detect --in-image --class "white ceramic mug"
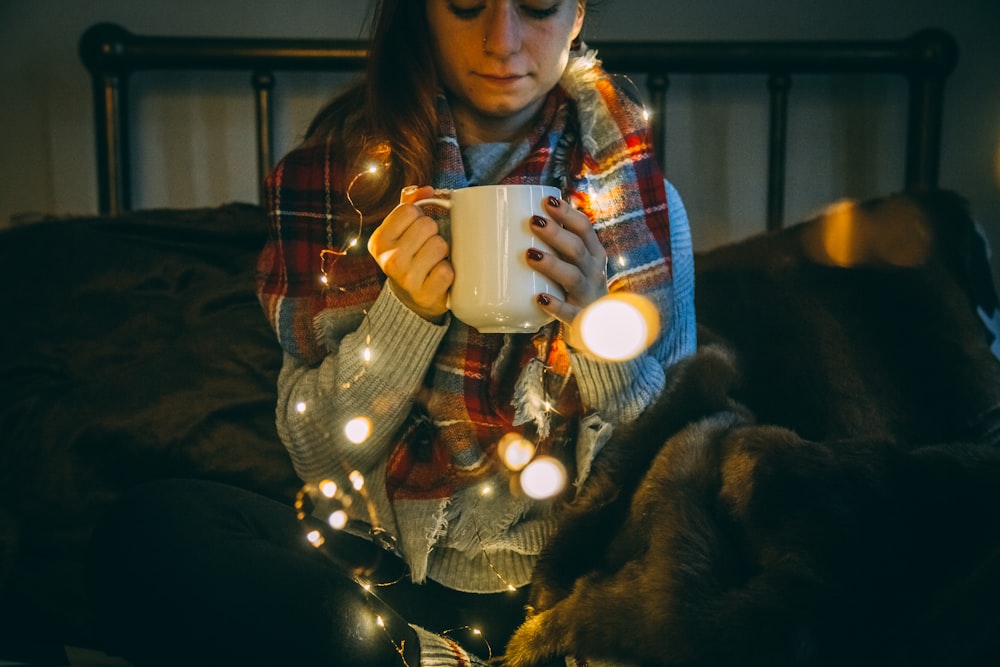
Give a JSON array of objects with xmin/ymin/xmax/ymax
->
[{"xmin": 415, "ymin": 184, "xmax": 564, "ymax": 334}]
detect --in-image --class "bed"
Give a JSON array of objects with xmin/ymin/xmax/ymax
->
[{"xmin": 3, "ymin": 21, "xmax": 1000, "ymax": 666}]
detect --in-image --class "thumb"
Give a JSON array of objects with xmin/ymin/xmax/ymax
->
[{"xmin": 399, "ymin": 184, "xmax": 436, "ymax": 204}]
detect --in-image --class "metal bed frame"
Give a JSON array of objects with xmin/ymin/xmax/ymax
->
[{"xmin": 79, "ymin": 22, "xmax": 957, "ymax": 229}]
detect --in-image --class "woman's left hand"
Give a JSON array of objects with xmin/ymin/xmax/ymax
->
[{"xmin": 527, "ymin": 195, "xmax": 608, "ymax": 326}]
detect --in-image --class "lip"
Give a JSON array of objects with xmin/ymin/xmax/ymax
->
[{"xmin": 476, "ymin": 72, "xmax": 527, "ymax": 84}]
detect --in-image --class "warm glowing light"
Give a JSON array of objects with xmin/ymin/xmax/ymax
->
[
  {"xmin": 296, "ymin": 401, "xmax": 307, "ymax": 414},
  {"xmin": 481, "ymin": 485, "xmax": 493, "ymax": 496},
  {"xmin": 328, "ymin": 510, "xmax": 348, "ymax": 530},
  {"xmin": 573, "ymin": 293, "xmax": 660, "ymax": 361},
  {"xmin": 306, "ymin": 530, "xmax": 325, "ymax": 547},
  {"xmin": 319, "ymin": 480, "xmax": 338, "ymax": 498},
  {"xmin": 350, "ymin": 470, "xmax": 365, "ymax": 491},
  {"xmin": 804, "ymin": 198, "xmax": 932, "ymax": 268},
  {"xmin": 377, "ymin": 615, "xmax": 386, "ymax": 628},
  {"xmin": 362, "ymin": 346, "xmax": 372, "ymax": 363},
  {"xmin": 320, "ymin": 274, "xmax": 329, "ymax": 285},
  {"xmin": 519, "ymin": 456, "xmax": 567, "ymax": 499},
  {"xmin": 643, "ymin": 107, "xmax": 650, "ymax": 121},
  {"xmin": 497, "ymin": 432, "xmax": 536, "ymax": 472},
  {"xmin": 345, "ymin": 417, "xmax": 372, "ymax": 444},
  {"xmin": 617, "ymin": 255, "xmax": 626, "ymax": 267}
]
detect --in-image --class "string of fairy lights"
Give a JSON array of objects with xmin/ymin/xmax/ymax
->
[{"xmin": 293, "ymin": 148, "xmax": 660, "ymax": 664}]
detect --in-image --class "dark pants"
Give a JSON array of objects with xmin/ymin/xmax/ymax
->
[{"xmin": 85, "ymin": 478, "xmax": 529, "ymax": 666}]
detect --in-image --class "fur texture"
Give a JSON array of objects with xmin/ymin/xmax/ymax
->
[{"xmin": 502, "ymin": 345, "xmax": 1000, "ymax": 667}]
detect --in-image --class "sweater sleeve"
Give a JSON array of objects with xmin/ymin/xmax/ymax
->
[
  {"xmin": 569, "ymin": 179, "xmax": 697, "ymax": 424},
  {"xmin": 275, "ymin": 285, "xmax": 448, "ymax": 484},
  {"xmin": 255, "ymin": 141, "xmax": 450, "ymax": 485}
]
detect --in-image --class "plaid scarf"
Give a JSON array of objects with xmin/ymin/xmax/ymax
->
[{"xmin": 257, "ymin": 51, "xmax": 673, "ymax": 506}]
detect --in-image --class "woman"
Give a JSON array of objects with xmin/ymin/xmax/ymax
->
[{"xmin": 88, "ymin": 1, "xmax": 695, "ymax": 665}]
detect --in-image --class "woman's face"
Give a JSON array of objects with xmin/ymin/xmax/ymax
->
[{"xmin": 426, "ymin": 0, "xmax": 585, "ymax": 143}]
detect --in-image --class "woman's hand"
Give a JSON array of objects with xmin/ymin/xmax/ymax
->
[
  {"xmin": 367, "ymin": 185, "xmax": 454, "ymax": 323},
  {"xmin": 528, "ymin": 195, "xmax": 609, "ymax": 326}
]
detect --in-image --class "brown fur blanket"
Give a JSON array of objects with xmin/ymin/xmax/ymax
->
[
  {"xmin": 504, "ymin": 346, "xmax": 1000, "ymax": 667},
  {"xmin": 504, "ymin": 192, "xmax": 1000, "ymax": 667}
]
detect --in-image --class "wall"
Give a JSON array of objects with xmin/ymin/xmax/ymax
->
[{"xmin": 2, "ymin": 0, "xmax": 998, "ymax": 267}]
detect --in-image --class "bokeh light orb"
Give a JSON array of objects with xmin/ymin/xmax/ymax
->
[
  {"xmin": 344, "ymin": 417, "xmax": 372, "ymax": 444},
  {"xmin": 497, "ymin": 432, "xmax": 536, "ymax": 471},
  {"xmin": 328, "ymin": 510, "xmax": 349, "ymax": 530},
  {"xmin": 519, "ymin": 456, "xmax": 567, "ymax": 500},
  {"xmin": 574, "ymin": 293, "xmax": 660, "ymax": 361}
]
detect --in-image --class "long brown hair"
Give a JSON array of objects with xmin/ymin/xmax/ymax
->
[
  {"xmin": 303, "ymin": 0, "xmax": 592, "ymax": 220},
  {"xmin": 305, "ymin": 0, "xmax": 440, "ymax": 220}
]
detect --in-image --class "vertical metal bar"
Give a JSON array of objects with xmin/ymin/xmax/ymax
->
[
  {"xmin": 903, "ymin": 29, "xmax": 958, "ymax": 191},
  {"xmin": 647, "ymin": 73, "xmax": 669, "ymax": 166},
  {"xmin": 93, "ymin": 72, "xmax": 131, "ymax": 216},
  {"xmin": 905, "ymin": 75, "xmax": 943, "ymax": 190},
  {"xmin": 766, "ymin": 73, "xmax": 791, "ymax": 231},
  {"xmin": 252, "ymin": 70, "xmax": 276, "ymax": 205}
]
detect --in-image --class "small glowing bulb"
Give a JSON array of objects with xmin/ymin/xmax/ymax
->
[
  {"xmin": 481, "ymin": 485, "xmax": 493, "ymax": 496},
  {"xmin": 519, "ymin": 456, "xmax": 567, "ymax": 500},
  {"xmin": 473, "ymin": 628, "xmax": 482, "ymax": 636},
  {"xmin": 349, "ymin": 470, "xmax": 365, "ymax": 491},
  {"xmin": 643, "ymin": 107, "xmax": 650, "ymax": 121},
  {"xmin": 344, "ymin": 417, "xmax": 372, "ymax": 444},
  {"xmin": 296, "ymin": 401, "xmax": 307, "ymax": 414},
  {"xmin": 320, "ymin": 274, "xmax": 329, "ymax": 285},
  {"xmin": 507, "ymin": 584, "xmax": 517, "ymax": 592},
  {"xmin": 573, "ymin": 293, "xmax": 660, "ymax": 362},
  {"xmin": 498, "ymin": 432, "xmax": 536, "ymax": 472},
  {"xmin": 348, "ymin": 237, "xmax": 359, "ymax": 248},
  {"xmin": 367, "ymin": 164, "xmax": 378, "ymax": 174},
  {"xmin": 617, "ymin": 255, "xmax": 627, "ymax": 267},
  {"xmin": 328, "ymin": 510, "xmax": 348, "ymax": 530},
  {"xmin": 306, "ymin": 530, "xmax": 325, "ymax": 547},
  {"xmin": 358, "ymin": 579, "xmax": 373, "ymax": 591},
  {"xmin": 376, "ymin": 615, "xmax": 385, "ymax": 628},
  {"xmin": 319, "ymin": 480, "xmax": 338, "ymax": 498}
]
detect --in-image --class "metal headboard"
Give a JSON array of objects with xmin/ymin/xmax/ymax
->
[{"xmin": 79, "ymin": 22, "xmax": 957, "ymax": 229}]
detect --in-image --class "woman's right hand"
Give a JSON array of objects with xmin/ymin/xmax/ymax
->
[{"xmin": 367, "ymin": 185, "xmax": 454, "ymax": 323}]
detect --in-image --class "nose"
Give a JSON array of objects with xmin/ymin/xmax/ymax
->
[{"xmin": 482, "ymin": 3, "xmax": 521, "ymax": 57}]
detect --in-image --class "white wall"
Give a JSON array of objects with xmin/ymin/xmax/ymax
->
[{"xmin": 3, "ymin": 0, "xmax": 998, "ymax": 267}]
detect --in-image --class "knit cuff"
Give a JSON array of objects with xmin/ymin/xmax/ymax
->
[
  {"xmin": 570, "ymin": 352, "xmax": 663, "ymax": 424},
  {"xmin": 410, "ymin": 624, "xmax": 490, "ymax": 667}
]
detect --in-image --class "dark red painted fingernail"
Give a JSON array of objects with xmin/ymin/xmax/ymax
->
[
  {"xmin": 547, "ymin": 196, "xmax": 561, "ymax": 208},
  {"xmin": 531, "ymin": 215, "xmax": 548, "ymax": 228},
  {"xmin": 526, "ymin": 248, "xmax": 544, "ymax": 261},
  {"xmin": 536, "ymin": 294, "xmax": 551, "ymax": 306}
]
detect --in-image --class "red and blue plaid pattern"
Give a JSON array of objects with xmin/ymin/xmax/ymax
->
[{"xmin": 257, "ymin": 58, "xmax": 673, "ymax": 502}]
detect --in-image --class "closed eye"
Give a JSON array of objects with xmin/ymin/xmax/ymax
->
[{"xmin": 445, "ymin": 2, "xmax": 563, "ymax": 21}]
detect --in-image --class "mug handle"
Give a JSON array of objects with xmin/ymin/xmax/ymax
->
[{"xmin": 412, "ymin": 197, "xmax": 451, "ymax": 210}]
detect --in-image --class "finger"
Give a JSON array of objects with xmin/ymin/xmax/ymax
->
[
  {"xmin": 369, "ymin": 185, "xmax": 437, "ymax": 251},
  {"xmin": 544, "ymin": 196, "xmax": 606, "ymax": 260},
  {"xmin": 534, "ymin": 291, "xmax": 581, "ymax": 328},
  {"xmin": 376, "ymin": 215, "xmax": 445, "ymax": 280}
]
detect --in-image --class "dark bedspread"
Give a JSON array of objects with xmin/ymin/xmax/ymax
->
[{"xmin": 1, "ymin": 190, "xmax": 999, "ymax": 656}]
